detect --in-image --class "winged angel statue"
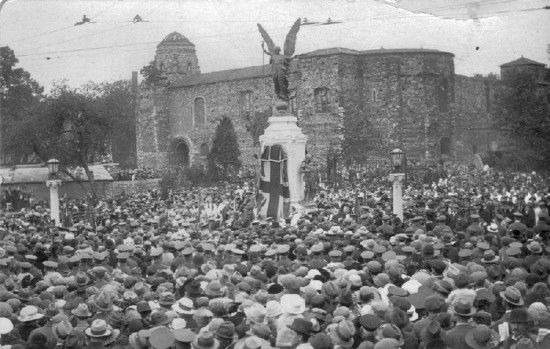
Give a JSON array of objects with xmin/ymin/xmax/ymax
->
[{"xmin": 258, "ymin": 19, "xmax": 301, "ymax": 101}]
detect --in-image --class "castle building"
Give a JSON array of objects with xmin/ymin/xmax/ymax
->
[{"xmin": 136, "ymin": 32, "xmax": 545, "ymax": 172}]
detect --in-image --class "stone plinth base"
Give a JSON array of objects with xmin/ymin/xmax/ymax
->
[{"xmin": 260, "ymin": 113, "xmax": 307, "ymax": 205}]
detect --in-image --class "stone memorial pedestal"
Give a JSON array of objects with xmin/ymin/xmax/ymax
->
[{"xmin": 259, "ymin": 105, "xmax": 307, "ymax": 205}]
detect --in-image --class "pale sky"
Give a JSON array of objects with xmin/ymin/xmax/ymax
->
[{"xmin": 1, "ymin": 0, "xmax": 549, "ymax": 91}]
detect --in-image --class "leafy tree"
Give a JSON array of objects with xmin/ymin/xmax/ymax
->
[
  {"xmin": 7, "ymin": 83, "xmax": 111, "ymax": 196},
  {"xmin": 0, "ymin": 46, "xmax": 44, "ymax": 164},
  {"xmin": 207, "ymin": 116, "xmax": 241, "ymax": 181},
  {"xmin": 81, "ymin": 80, "xmax": 137, "ymax": 168},
  {"xmin": 245, "ymin": 107, "xmax": 271, "ymax": 146},
  {"xmin": 493, "ymin": 70, "xmax": 550, "ymax": 170},
  {"xmin": 140, "ymin": 60, "xmax": 164, "ymax": 86}
]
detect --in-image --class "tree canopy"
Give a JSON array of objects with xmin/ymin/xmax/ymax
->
[
  {"xmin": 0, "ymin": 46, "xmax": 44, "ymax": 164},
  {"xmin": 82, "ymin": 80, "xmax": 137, "ymax": 168},
  {"xmin": 7, "ymin": 83, "xmax": 112, "ymax": 195},
  {"xmin": 140, "ymin": 60, "xmax": 164, "ymax": 86},
  {"xmin": 207, "ymin": 116, "xmax": 242, "ymax": 181}
]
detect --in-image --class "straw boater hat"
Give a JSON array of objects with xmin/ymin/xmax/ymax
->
[
  {"xmin": 481, "ymin": 250, "xmax": 499, "ymax": 264},
  {"xmin": 172, "ymin": 297, "xmax": 195, "ymax": 315}
]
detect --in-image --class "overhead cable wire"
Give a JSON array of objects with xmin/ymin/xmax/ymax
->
[
  {"xmin": 5, "ymin": 0, "xmax": 119, "ymax": 46},
  {"xmin": 16, "ymin": 22, "xmax": 134, "ymax": 54},
  {"xmin": 14, "ymin": 5, "xmax": 547, "ymax": 58}
]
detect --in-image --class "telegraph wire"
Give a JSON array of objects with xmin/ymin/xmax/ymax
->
[
  {"xmin": 11, "ymin": 1, "xmax": 165, "ymax": 53},
  {"xmin": 4, "ymin": 0, "xmax": 118, "ymax": 46},
  {"xmin": 16, "ymin": 22, "xmax": 134, "ymax": 55},
  {"xmin": 12, "ymin": 4, "xmax": 548, "ymax": 58},
  {"xmin": 5, "ymin": 0, "xmax": 542, "ymax": 50}
]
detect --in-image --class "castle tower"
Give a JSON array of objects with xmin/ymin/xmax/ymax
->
[{"xmin": 155, "ymin": 32, "xmax": 201, "ymax": 83}]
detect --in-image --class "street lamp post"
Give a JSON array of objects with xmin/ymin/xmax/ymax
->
[
  {"xmin": 389, "ymin": 148, "xmax": 405, "ymax": 221},
  {"xmin": 46, "ymin": 158, "xmax": 62, "ymax": 225}
]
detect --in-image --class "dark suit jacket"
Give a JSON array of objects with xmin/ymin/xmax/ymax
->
[{"xmin": 444, "ymin": 323, "xmax": 477, "ymax": 349}]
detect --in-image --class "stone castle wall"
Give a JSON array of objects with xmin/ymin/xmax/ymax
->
[
  {"xmin": 453, "ymin": 75, "xmax": 503, "ymax": 161},
  {"xmin": 359, "ymin": 52, "xmax": 456, "ymax": 161},
  {"xmin": 166, "ymin": 75, "xmax": 274, "ymax": 169},
  {"xmin": 137, "ymin": 37, "xmax": 503, "ymax": 171}
]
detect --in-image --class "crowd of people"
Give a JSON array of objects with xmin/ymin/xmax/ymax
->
[{"xmin": 0, "ymin": 167, "xmax": 550, "ymax": 349}]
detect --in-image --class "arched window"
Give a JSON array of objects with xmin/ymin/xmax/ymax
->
[
  {"xmin": 371, "ymin": 89, "xmax": 377, "ymax": 103},
  {"xmin": 440, "ymin": 137, "xmax": 451, "ymax": 155},
  {"xmin": 188, "ymin": 62, "xmax": 192, "ymax": 72},
  {"xmin": 194, "ymin": 97, "xmax": 205, "ymax": 125},
  {"xmin": 199, "ymin": 143, "xmax": 209, "ymax": 156},
  {"xmin": 314, "ymin": 87, "xmax": 330, "ymax": 113}
]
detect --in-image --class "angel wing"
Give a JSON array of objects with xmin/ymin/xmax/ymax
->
[
  {"xmin": 257, "ymin": 23, "xmax": 276, "ymax": 53},
  {"xmin": 283, "ymin": 18, "xmax": 301, "ymax": 57}
]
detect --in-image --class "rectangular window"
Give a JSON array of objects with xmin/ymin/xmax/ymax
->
[
  {"xmin": 240, "ymin": 91, "xmax": 252, "ymax": 120},
  {"xmin": 314, "ymin": 87, "xmax": 330, "ymax": 113}
]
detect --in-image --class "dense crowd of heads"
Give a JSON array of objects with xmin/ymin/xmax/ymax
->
[{"xmin": 0, "ymin": 167, "xmax": 549, "ymax": 349}]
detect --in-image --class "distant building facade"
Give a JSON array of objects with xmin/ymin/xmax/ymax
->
[{"xmin": 136, "ymin": 32, "xmax": 547, "ymax": 171}]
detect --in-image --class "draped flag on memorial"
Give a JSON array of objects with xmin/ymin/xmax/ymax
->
[{"xmin": 257, "ymin": 145, "xmax": 290, "ymax": 220}]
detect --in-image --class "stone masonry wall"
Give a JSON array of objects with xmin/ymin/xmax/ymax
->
[
  {"xmin": 167, "ymin": 74, "xmax": 275, "ymax": 169},
  {"xmin": 136, "ymin": 85, "xmax": 172, "ymax": 168},
  {"xmin": 137, "ymin": 44, "xmax": 507, "ymax": 172},
  {"xmin": 360, "ymin": 52, "xmax": 455, "ymax": 161},
  {"xmin": 296, "ymin": 55, "xmax": 345, "ymax": 164},
  {"xmin": 453, "ymin": 75, "xmax": 502, "ymax": 162}
]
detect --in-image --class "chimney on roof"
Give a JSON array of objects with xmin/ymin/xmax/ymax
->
[{"xmin": 132, "ymin": 71, "xmax": 138, "ymax": 94}]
